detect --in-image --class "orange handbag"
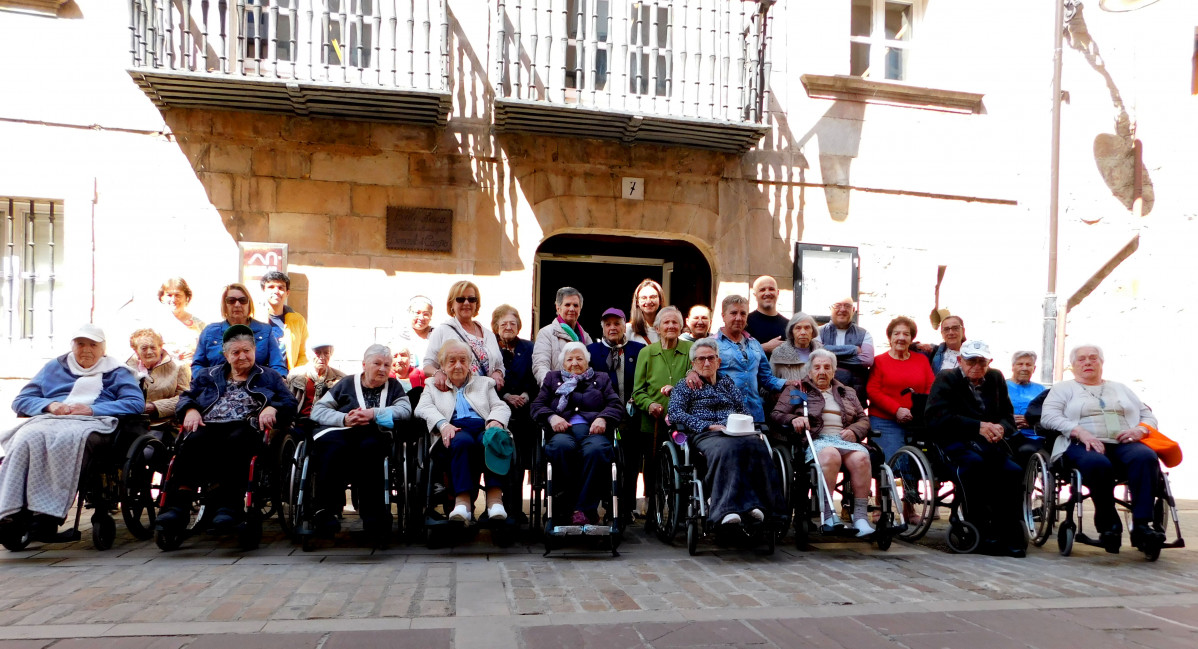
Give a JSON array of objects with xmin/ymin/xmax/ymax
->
[{"xmin": 1140, "ymin": 424, "xmax": 1183, "ymax": 468}]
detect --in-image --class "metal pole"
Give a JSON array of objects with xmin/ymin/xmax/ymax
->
[{"xmin": 1042, "ymin": 0, "xmax": 1065, "ymax": 385}]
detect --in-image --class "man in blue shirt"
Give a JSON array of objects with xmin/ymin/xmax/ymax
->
[{"xmin": 1007, "ymin": 350, "xmax": 1048, "ymax": 466}]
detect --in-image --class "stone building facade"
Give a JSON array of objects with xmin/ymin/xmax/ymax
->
[{"xmin": 2, "ymin": 1, "xmax": 1196, "ymax": 492}]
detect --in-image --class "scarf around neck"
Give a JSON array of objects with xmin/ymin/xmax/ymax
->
[
  {"xmin": 556, "ymin": 316, "xmax": 581, "ymax": 342},
  {"xmin": 65, "ymin": 354, "xmax": 124, "ymax": 406},
  {"xmin": 555, "ymin": 368, "xmax": 595, "ymax": 411}
]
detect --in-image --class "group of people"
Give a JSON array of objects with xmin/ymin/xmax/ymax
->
[{"xmin": 0, "ymin": 271, "xmax": 1173, "ymax": 559}]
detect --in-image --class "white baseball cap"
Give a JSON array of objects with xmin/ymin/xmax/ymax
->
[
  {"xmin": 71, "ymin": 323, "xmax": 106, "ymax": 343},
  {"xmin": 959, "ymin": 339, "xmax": 991, "ymax": 360}
]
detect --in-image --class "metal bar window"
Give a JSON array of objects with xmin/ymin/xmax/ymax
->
[{"xmin": 1, "ymin": 198, "xmax": 65, "ymax": 346}]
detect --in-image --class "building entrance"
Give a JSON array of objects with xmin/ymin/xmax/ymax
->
[{"xmin": 533, "ymin": 235, "xmax": 713, "ymax": 337}]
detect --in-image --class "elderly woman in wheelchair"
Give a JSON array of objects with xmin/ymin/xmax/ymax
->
[
  {"xmin": 1038, "ymin": 344, "xmax": 1169, "ymax": 556},
  {"xmin": 772, "ymin": 349, "xmax": 876, "ymax": 537},
  {"xmin": 666, "ymin": 339, "xmax": 783, "ymax": 531},
  {"xmin": 301, "ymin": 344, "xmax": 411, "ymax": 545},
  {"xmin": 530, "ymin": 341, "xmax": 623, "ymax": 527},
  {"xmin": 155, "ymin": 325, "xmax": 296, "ymax": 546},
  {"xmin": 0, "ymin": 324, "xmax": 145, "ymax": 547}
]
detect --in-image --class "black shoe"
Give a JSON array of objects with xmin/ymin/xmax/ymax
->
[
  {"xmin": 313, "ymin": 511, "xmax": 341, "ymax": 537},
  {"xmin": 1003, "ymin": 546, "xmax": 1027, "ymax": 558},
  {"xmin": 211, "ymin": 507, "xmax": 240, "ymax": 532},
  {"xmin": 1099, "ymin": 528, "xmax": 1122, "ymax": 554},
  {"xmin": 978, "ymin": 537, "xmax": 1004, "ymax": 556},
  {"xmin": 1130, "ymin": 523, "xmax": 1165, "ymax": 550},
  {"xmin": 155, "ymin": 506, "xmax": 188, "ymax": 532},
  {"xmin": 28, "ymin": 515, "xmax": 62, "ymax": 544}
]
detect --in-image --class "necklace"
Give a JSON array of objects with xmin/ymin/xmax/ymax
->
[{"xmin": 1081, "ymin": 382, "xmax": 1106, "ymax": 403}]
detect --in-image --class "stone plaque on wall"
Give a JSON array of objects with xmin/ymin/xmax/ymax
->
[{"xmin": 386, "ymin": 207, "xmax": 453, "ymax": 252}]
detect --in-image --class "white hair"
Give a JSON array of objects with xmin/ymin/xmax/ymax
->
[
  {"xmin": 1069, "ymin": 344, "xmax": 1104, "ymax": 365},
  {"xmin": 689, "ymin": 338, "xmax": 720, "ymax": 361},
  {"xmin": 1011, "ymin": 350, "xmax": 1037, "ymax": 365},
  {"xmin": 559, "ymin": 341, "xmax": 589, "ymax": 367},
  {"xmin": 808, "ymin": 348, "xmax": 838, "ymax": 370},
  {"xmin": 363, "ymin": 344, "xmax": 391, "ymax": 362}
]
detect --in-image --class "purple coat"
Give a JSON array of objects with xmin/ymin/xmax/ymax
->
[{"xmin": 530, "ymin": 371, "xmax": 624, "ymax": 427}]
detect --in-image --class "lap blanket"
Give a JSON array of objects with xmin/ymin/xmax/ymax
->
[{"xmin": 0, "ymin": 415, "xmax": 118, "ymax": 520}]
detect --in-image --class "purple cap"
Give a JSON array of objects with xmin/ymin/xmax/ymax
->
[{"xmin": 600, "ymin": 308, "xmax": 626, "ymax": 321}]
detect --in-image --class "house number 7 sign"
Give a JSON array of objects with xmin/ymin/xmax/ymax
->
[{"xmin": 622, "ymin": 177, "xmax": 645, "ymax": 200}]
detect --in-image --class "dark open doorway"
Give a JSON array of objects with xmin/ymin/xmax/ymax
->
[{"xmin": 534, "ymin": 234, "xmax": 713, "ymax": 336}]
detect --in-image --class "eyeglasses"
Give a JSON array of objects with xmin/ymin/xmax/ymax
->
[
  {"xmin": 942, "ymin": 325, "xmax": 963, "ymax": 332},
  {"xmin": 224, "ymin": 296, "xmax": 249, "ymax": 305},
  {"xmin": 693, "ymin": 355, "xmax": 719, "ymax": 363},
  {"xmin": 454, "ymin": 296, "xmax": 479, "ymax": 304},
  {"xmin": 831, "ymin": 303, "xmax": 854, "ymax": 311}
]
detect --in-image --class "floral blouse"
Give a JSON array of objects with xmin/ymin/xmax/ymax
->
[{"xmin": 667, "ymin": 373, "xmax": 748, "ymax": 434}]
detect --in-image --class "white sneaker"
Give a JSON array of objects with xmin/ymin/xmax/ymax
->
[
  {"xmin": 448, "ymin": 504, "xmax": 471, "ymax": 522},
  {"xmin": 720, "ymin": 513, "xmax": 742, "ymax": 525},
  {"xmin": 486, "ymin": 503, "xmax": 507, "ymax": 521},
  {"xmin": 853, "ymin": 518, "xmax": 876, "ymax": 537},
  {"xmin": 822, "ymin": 515, "xmax": 840, "ymax": 530},
  {"xmin": 748, "ymin": 508, "xmax": 765, "ymax": 521}
]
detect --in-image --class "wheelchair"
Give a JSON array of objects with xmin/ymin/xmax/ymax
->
[
  {"xmin": 790, "ymin": 428, "xmax": 904, "ymax": 551},
  {"xmin": 286, "ymin": 423, "xmax": 399, "ymax": 551},
  {"xmin": 0, "ymin": 416, "xmax": 167, "ymax": 552},
  {"xmin": 1023, "ymin": 442, "xmax": 1184, "ymax": 561},
  {"xmin": 654, "ymin": 423, "xmax": 788, "ymax": 556},
  {"xmin": 154, "ymin": 420, "xmax": 295, "ymax": 551},
  {"xmin": 528, "ymin": 423, "xmax": 624, "ymax": 557},
  {"xmin": 409, "ymin": 422, "xmax": 522, "ymax": 549},
  {"xmin": 884, "ymin": 392, "xmax": 982, "ymax": 553}
]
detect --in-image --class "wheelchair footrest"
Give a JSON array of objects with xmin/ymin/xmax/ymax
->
[{"xmin": 547, "ymin": 524, "xmax": 616, "ymax": 536}]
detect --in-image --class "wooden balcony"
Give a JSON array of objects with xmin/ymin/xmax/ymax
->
[
  {"xmin": 128, "ymin": 0, "xmax": 451, "ymax": 126},
  {"xmin": 494, "ymin": 0, "xmax": 772, "ymax": 153}
]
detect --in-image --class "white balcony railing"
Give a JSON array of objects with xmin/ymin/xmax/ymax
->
[
  {"xmin": 130, "ymin": 0, "xmax": 447, "ymax": 89},
  {"xmin": 495, "ymin": 0, "xmax": 770, "ymax": 124}
]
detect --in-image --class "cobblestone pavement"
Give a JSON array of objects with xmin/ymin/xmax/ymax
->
[{"xmin": 0, "ymin": 501, "xmax": 1196, "ymax": 648}]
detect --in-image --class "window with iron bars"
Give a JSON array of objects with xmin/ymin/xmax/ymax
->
[
  {"xmin": 1, "ymin": 198, "xmax": 64, "ymax": 345},
  {"xmin": 565, "ymin": 0, "xmax": 669, "ymax": 97}
]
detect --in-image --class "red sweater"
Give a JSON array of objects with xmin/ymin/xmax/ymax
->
[{"xmin": 867, "ymin": 352, "xmax": 935, "ymax": 420}]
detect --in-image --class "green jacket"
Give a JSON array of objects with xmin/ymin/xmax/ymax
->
[{"xmin": 631, "ymin": 339, "xmax": 693, "ymax": 434}]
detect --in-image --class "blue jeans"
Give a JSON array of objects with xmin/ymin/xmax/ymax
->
[
  {"xmin": 448, "ymin": 416, "xmax": 502, "ymax": 496},
  {"xmin": 544, "ymin": 423, "xmax": 613, "ymax": 514},
  {"xmin": 869, "ymin": 416, "xmax": 911, "ymax": 461}
]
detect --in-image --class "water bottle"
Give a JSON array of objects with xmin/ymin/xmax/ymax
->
[{"xmin": 671, "ymin": 429, "xmax": 688, "ymax": 447}]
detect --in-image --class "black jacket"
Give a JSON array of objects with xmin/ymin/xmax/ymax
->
[
  {"xmin": 177, "ymin": 363, "xmax": 297, "ymax": 424},
  {"xmin": 924, "ymin": 368, "xmax": 1015, "ymax": 447}
]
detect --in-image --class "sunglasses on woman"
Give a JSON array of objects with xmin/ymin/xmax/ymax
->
[
  {"xmin": 454, "ymin": 296, "xmax": 479, "ymax": 304},
  {"xmin": 224, "ymin": 296, "xmax": 249, "ymax": 305}
]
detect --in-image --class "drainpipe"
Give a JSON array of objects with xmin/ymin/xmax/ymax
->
[{"xmin": 1042, "ymin": 0, "xmax": 1066, "ymax": 384}]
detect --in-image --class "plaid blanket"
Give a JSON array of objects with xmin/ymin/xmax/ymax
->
[{"xmin": 0, "ymin": 415, "xmax": 119, "ymax": 520}]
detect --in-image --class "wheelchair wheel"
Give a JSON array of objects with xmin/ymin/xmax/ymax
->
[
  {"xmin": 156, "ymin": 528, "xmax": 184, "ymax": 551},
  {"xmin": 91, "ymin": 512, "xmax": 116, "ymax": 551},
  {"xmin": 239, "ymin": 510, "xmax": 263, "ymax": 551},
  {"xmin": 0, "ymin": 521, "xmax": 31, "ymax": 552},
  {"xmin": 771, "ymin": 446, "xmax": 793, "ymax": 545},
  {"xmin": 888, "ymin": 445, "xmax": 935, "ymax": 542},
  {"xmin": 1058, "ymin": 520, "xmax": 1075, "ymax": 556},
  {"xmin": 875, "ymin": 527, "xmax": 893, "ymax": 551},
  {"xmin": 946, "ymin": 519, "xmax": 980, "ymax": 554},
  {"xmin": 403, "ymin": 441, "xmax": 427, "ymax": 543},
  {"xmin": 686, "ymin": 517, "xmax": 699, "ymax": 556},
  {"xmin": 654, "ymin": 442, "xmax": 683, "ymax": 544},
  {"xmin": 1023, "ymin": 450, "xmax": 1054, "ymax": 547},
  {"xmin": 277, "ymin": 436, "xmax": 302, "ymax": 537},
  {"xmin": 120, "ymin": 436, "xmax": 165, "ymax": 541}
]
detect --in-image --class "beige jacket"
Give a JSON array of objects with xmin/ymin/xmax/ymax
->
[
  {"xmin": 126, "ymin": 354, "xmax": 191, "ymax": 424},
  {"xmin": 531, "ymin": 321, "xmax": 593, "ymax": 385},
  {"xmin": 414, "ymin": 374, "xmax": 512, "ymax": 436}
]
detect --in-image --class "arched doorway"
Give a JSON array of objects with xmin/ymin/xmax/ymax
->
[{"xmin": 533, "ymin": 234, "xmax": 713, "ymax": 335}]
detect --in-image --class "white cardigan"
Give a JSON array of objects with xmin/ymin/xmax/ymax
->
[
  {"xmin": 414, "ymin": 374, "xmax": 511, "ymax": 435},
  {"xmin": 1040, "ymin": 379, "xmax": 1157, "ymax": 461}
]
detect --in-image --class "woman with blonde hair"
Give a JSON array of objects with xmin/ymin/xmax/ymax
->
[
  {"xmin": 626, "ymin": 279, "xmax": 664, "ymax": 345},
  {"xmin": 422, "ymin": 280, "xmax": 506, "ymax": 392}
]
